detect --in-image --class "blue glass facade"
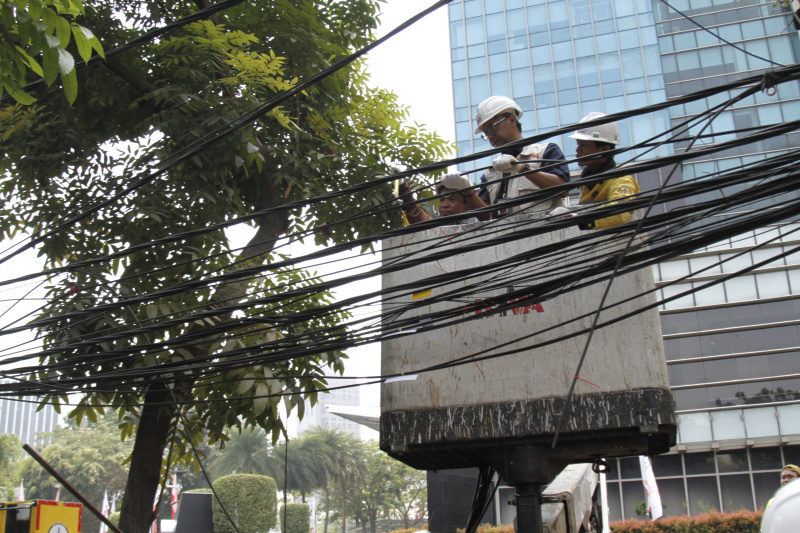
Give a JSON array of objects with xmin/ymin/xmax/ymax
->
[
  {"xmin": 449, "ymin": 0, "xmax": 673, "ymax": 173},
  {"xmin": 447, "ymin": 0, "xmax": 800, "ymax": 522},
  {"xmin": 654, "ymin": 0, "xmax": 800, "ymax": 182}
]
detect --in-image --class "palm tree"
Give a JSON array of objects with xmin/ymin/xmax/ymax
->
[
  {"xmin": 303, "ymin": 427, "xmax": 366, "ymax": 533},
  {"xmin": 271, "ymin": 436, "xmax": 333, "ymax": 501},
  {"xmin": 208, "ymin": 427, "xmax": 273, "ymax": 479}
]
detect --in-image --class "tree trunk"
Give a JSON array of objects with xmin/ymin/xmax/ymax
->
[
  {"xmin": 119, "ymin": 385, "xmax": 175, "ymax": 533},
  {"xmin": 369, "ymin": 510, "xmax": 377, "ymax": 533},
  {"xmin": 117, "ymin": 162, "xmax": 289, "ymax": 533},
  {"xmin": 323, "ymin": 485, "xmax": 330, "ymax": 533},
  {"xmin": 340, "ymin": 477, "xmax": 347, "ymax": 533}
]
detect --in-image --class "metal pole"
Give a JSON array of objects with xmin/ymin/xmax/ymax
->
[
  {"xmin": 23, "ymin": 443, "xmax": 125, "ymax": 533},
  {"xmin": 514, "ymin": 484, "xmax": 542, "ymax": 533}
]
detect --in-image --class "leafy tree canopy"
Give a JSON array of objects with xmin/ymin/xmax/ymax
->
[
  {"xmin": 0, "ymin": 433, "xmax": 22, "ymax": 501},
  {"xmin": 0, "ymin": 1, "xmax": 451, "ymax": 532},
  {"xmin": 1, "ymin": 0, "xmax": 104, "ymax": 104},
  {"xmin": 17, "ymin": 415, "xmax": 132, "ymax": 532}
]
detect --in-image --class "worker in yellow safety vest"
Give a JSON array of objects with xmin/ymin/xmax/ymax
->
[{"xmin": 570, "ymin": 112, "xmax": 640, "ymax": 230}]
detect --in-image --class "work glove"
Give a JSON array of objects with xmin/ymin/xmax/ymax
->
[
  {"xmin": 441, "ymin": 173, "xmax": 472, "ymax": 191},
  {"xmin": 492, "ymin": 154, "xmax": 523, "ymax": 173},
  {"xmin": 549, "ymin": 206, "xmax": 572, "ymax": 217}
]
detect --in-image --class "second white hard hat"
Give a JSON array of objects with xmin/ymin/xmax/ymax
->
[
  {"xmin": 474, "ymin": 96, "xmax": 523, "ymax": 134},
  {"xmin": 762, "ymin": 478, "xmax": 800, "ymax": 533},
  {"xmin": 569, "ymin": 111, "xmax": 621, "ymax": 145}
]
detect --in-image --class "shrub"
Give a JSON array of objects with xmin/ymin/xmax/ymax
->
[
  {"xmin": 390, "ymin": 526, "xmax": 428, "ymax": 533},
  {"xmin": 109, "ymin": 511, "xmax": 120, "ymax": 526},
  {"xmin": 211, "ymin": 474, "xmax": 277, "ymax": 533},
  {"xmin": 610, "ymin": 510, "xmax": 762, "ymax": 532},
  {"xmin": 280, "ymin": 503, "xmax": 310, "ymax": 533},
  {"xmin": 456, "ymin": 525, "xmax": 514, "ymax": 533}
]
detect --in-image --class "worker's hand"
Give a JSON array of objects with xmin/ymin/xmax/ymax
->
[
  {"xmin": 441, "ymin": 173, "xmax": 471, "ymax": 191},
  {"xmin": 492, "ymin": 154, "xmax": 523, "ymax": 173},
  {"xmin": 398, "ymin": 181, "xmax": 412, "ymax": 197}
]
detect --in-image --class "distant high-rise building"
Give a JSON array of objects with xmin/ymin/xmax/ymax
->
[
  {"xmin": 0, "ymin": 382, "xmax": 59, "ymax": 445},
  {"xmin": 447, "ymin": 0, "xmax": 800, "ymax": 522},
  {"xmin": 296, "ymin": 378, "xmax": 362, "ymax": 438}
]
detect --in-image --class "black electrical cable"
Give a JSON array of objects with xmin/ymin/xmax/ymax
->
[
  {"xmin": 7, "ymin": 187, "xmax": 800, "ymax": 400},
  {"xmin": 1, "ymin": 67, "xmax": 800, "ymax": 416},
  {"xmin": 4, "ymin": 164, "xmax": 792, "ymax": 380}
]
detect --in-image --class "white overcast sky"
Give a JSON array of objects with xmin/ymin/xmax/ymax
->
[{"xmin": 367, "ymin": 0, "xmax": 456, "ymax": 147}]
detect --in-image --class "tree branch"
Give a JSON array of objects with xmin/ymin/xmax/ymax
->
[{"xmin": 104, "ymin": 57, "xmax": 158, "ymax": 94}]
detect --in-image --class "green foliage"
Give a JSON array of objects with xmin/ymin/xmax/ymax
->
[
  {"xmin": 109, "ymin": 511, "xmax": 120, "ymax": 526},
  {"xmin": 209, "ymin": 427, "xmax": 273, "ymax": 480},
  {"xmin": 390, "ymin": 527, "xmax": 428, "ymax": 533},
  {"xmin": 0, "ymin": 0, "xmax": 104, "ymax": 104},
  {"xmin": 347, "ymin": 441, "xmax": 427, "ymax": 533},
  {"xmin": 211, "ymin": 474, "xmax": 277, "ymax": 533},
  {"xmin": 0, "ymin": 433, "xmax": 22, "ymax": 501},
  {"xmin": 17, "ymin": 414, "xmax": 132, "ymax": 532},
  {"xmin": 455, "ymin": 525, "xmax": 513, "ymax": 533},
  {"xmin": 634, "ymin": 500, "xmax": 667, "ymax": 519},
  {"xmin": 0, "ymin": 0, "xmax": 452, "ymax": 530},
  {"xmin": 280, "ymin": 503, "xmax": 310, "ymax": 533},
  {"xmin": 610, "ymin": 510, "xmax": 762, "ymax": 533}
]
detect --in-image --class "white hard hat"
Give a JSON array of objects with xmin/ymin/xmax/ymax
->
[
  {"xmin": 569, "ymin": 112, "xmax": 621, "ymax": 145},
  {"xmin": 762, "ymin": 478, "xmax": 800, "ymax": 533},
  {"xmin": 474, "ymin": 96, "xmax": 523, "ymax": 134}
]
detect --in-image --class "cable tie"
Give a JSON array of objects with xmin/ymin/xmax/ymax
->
[{"xmin": 760, "ymin": 71, "xmax": 780, "ymax": 95}]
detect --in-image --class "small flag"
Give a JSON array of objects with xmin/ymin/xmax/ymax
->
[
  {"xmin": 16, "ymin": 480, "xmax": 24, "ymax": 501},
  {"xmin": 639, "ymin": 456, "xmax": 663, "ymax": 520},
  {"xmin": 100, "ymin": 490, "xmax": 110, "ymax": 533},
  {"xmin": 170, "ymin": 473, "xmax": 179, "ymax": 519}
]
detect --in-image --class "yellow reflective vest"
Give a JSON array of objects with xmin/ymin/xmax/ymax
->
[{"xmin": 578, "ymin": 159, "xmax": 640, "ymax": 230}]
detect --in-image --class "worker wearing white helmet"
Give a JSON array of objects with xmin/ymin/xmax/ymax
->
[
  {"xmin": 391, "ymin": 166, "xmax": 476, "ymax": 225},
  {"xmin": 570, "ymin": 112, "xmax": 641, "ymax": 230},
  {"xmin": 440, "ymin": 95, "xmax": 571, "ymax": 221}
]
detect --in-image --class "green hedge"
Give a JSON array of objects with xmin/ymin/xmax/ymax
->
[
  {"xmin": 280, "ymin": 503, "xmax": 310, "ymax": 533},
  {"xmin": 390, "ymin": 526, "xmax": 428, "ymax": 533},
  {"xmin": 610, "ymin": 510, "xmax": 762, "ymax": 532},
  {"xmin": 455, "ymin": 525, "xmax": 513, "ymax": 533},
  {"xmin": 212, "ymin": 474, "xmax": 277, "ymax": 533}
]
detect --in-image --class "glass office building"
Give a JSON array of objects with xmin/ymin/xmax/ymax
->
[
  {"xmin": 447, "ymin": 0, "xmax": 800, "ymax": 522},
  {"xmin": 0, "ymin": 380, "xmax": 59, "ymax": 446}
]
